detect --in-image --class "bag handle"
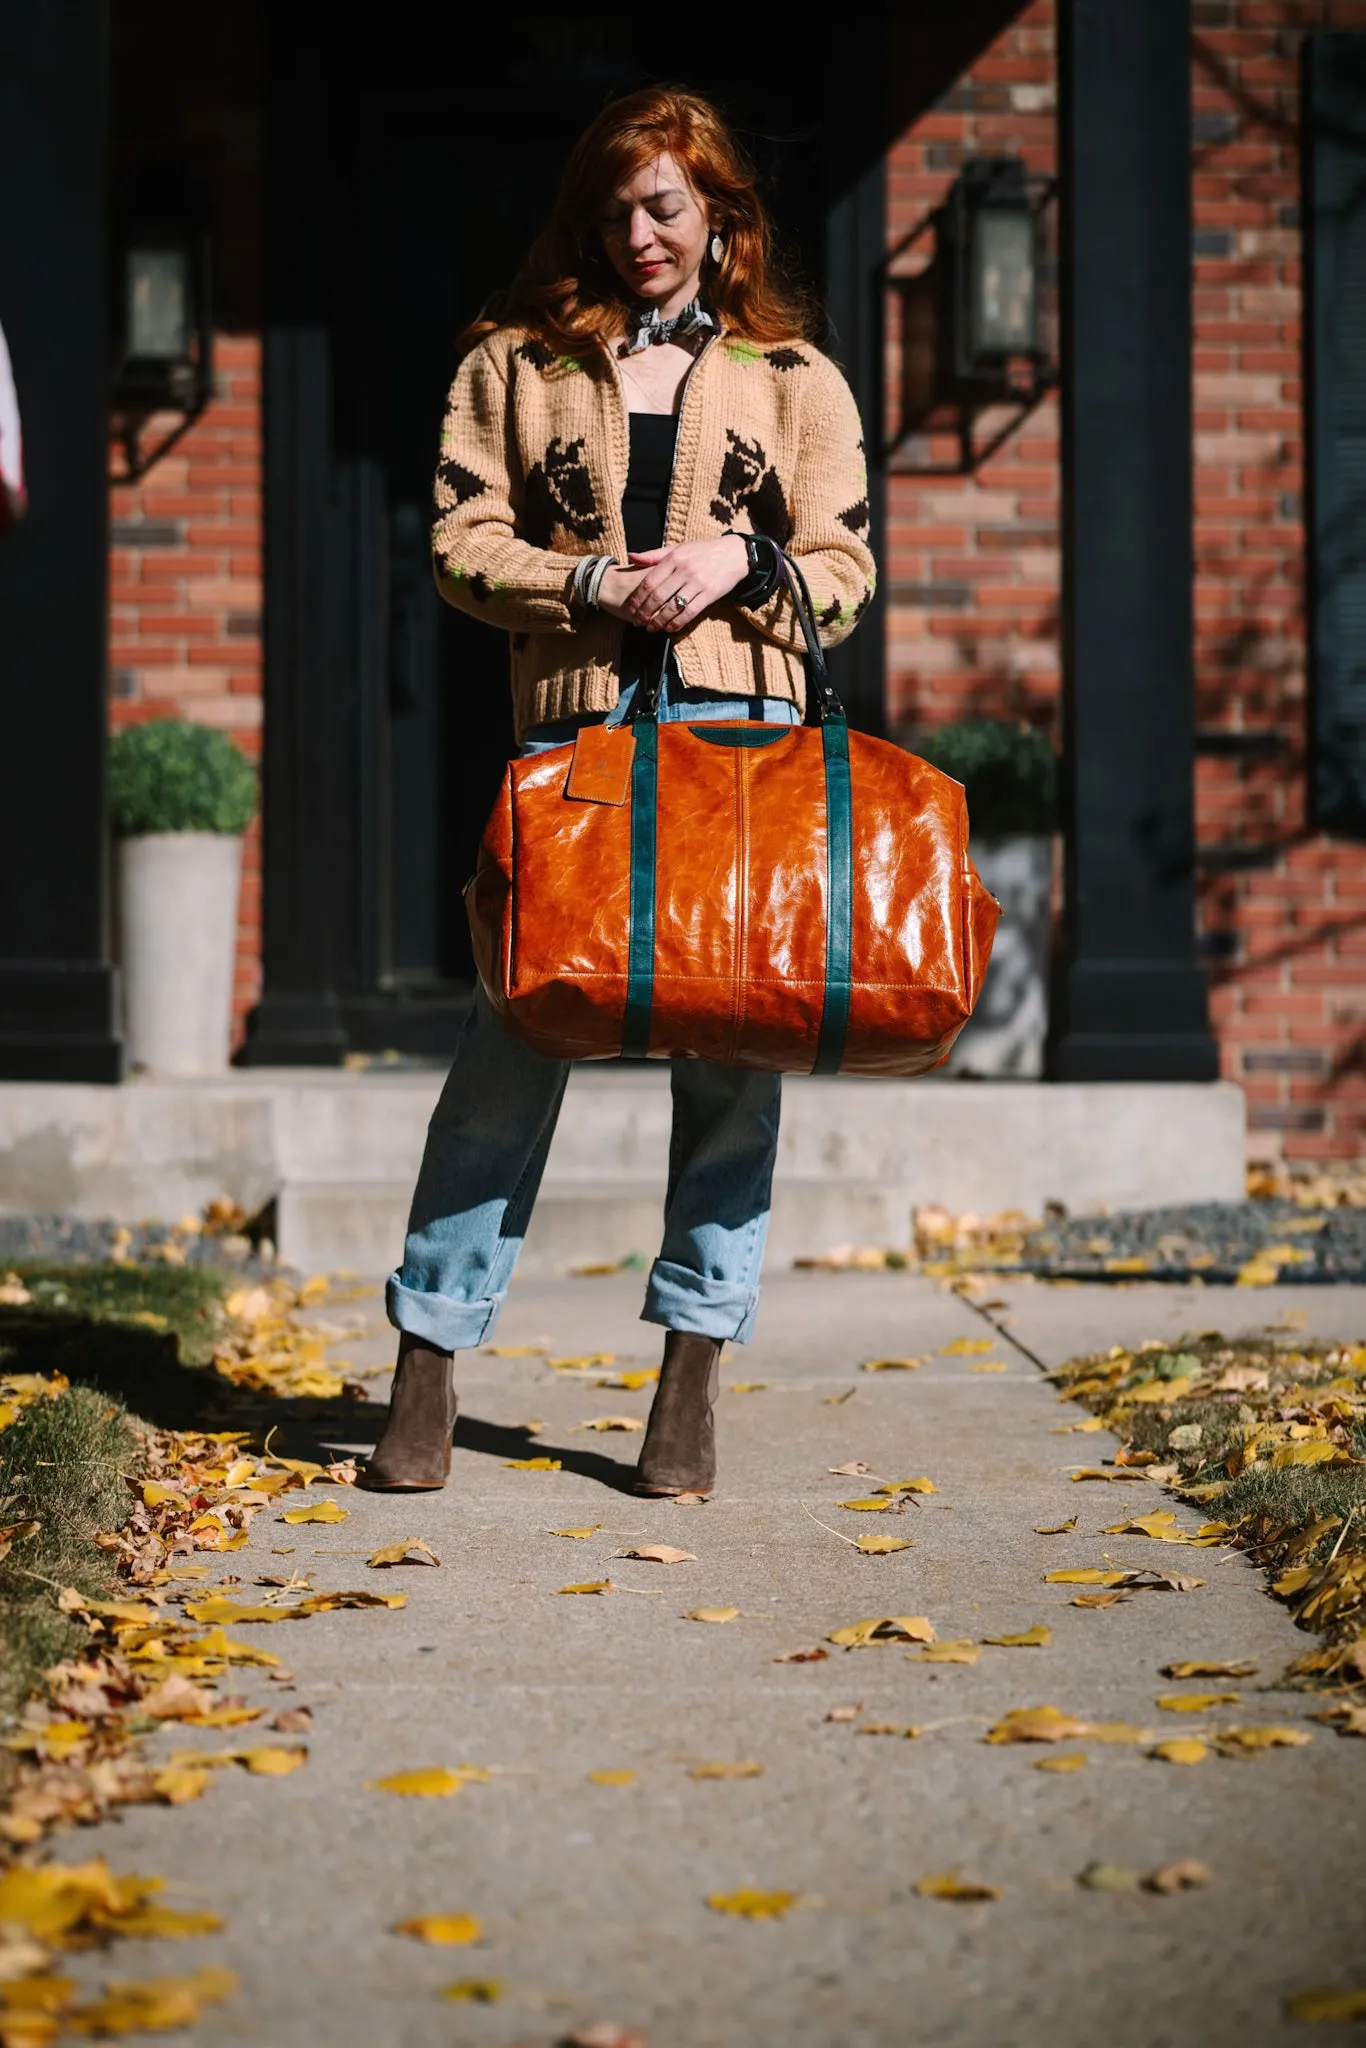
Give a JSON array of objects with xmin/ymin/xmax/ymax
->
[{"xmin": 629, "ymin": 544, "xmax": 848, "ymax": 727}]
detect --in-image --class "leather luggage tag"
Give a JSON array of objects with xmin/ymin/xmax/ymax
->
[{"xmin": 565, "ymin": 723, "xmax": 634, "ymax": 805}]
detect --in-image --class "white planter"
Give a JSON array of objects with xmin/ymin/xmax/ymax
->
[
  {"xmin": 118, "ymin": 832, "xmax": 243, "ymax": 1076},
  {"xmin": 947, "ymin": 834, "xmax": 1053, "ymax": 1079}
]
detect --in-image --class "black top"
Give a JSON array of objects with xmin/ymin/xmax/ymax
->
[{"xmin": 620, "ymin": 412, "xmax": 678, "ymax": 681}]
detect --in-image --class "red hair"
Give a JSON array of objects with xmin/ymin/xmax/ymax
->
[{"xmin": 459, "ymin": 85, "xmax": 814, "ymax": 357}]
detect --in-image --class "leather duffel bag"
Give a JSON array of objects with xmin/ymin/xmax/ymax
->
[{"xmin": 466, "ymin": 557, "xmax": 999, "ymax": 1076}]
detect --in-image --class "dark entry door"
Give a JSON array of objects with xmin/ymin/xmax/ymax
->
[{"xmin": 244, "ymin": 12, "xmax": 888, "ymax": 1065}]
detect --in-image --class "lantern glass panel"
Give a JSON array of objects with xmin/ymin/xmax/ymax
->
[
  {"xmin": 127, "ymin": 247, "xmax": 189, "ymax": 360},
  {"xmin": 970, "ymin": 209, "xmax": 1035, "ymax": 357}
]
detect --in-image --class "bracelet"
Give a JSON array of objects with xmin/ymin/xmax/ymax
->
[{"xmin": 572, "ymin": 554, "xmax": 618, "ymax": 611}]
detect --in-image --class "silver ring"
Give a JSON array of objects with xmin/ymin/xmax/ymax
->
[{"xmin": 673, "ymin": 591, "xmax": 688, "ymax": 611}]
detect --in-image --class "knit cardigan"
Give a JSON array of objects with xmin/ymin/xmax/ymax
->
[{"xmin": 431, "ymin": 325, "xmax": 876, "ymax": 738}]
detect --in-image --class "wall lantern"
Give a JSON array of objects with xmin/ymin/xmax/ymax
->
[
  {"xmin": 888, "ymin": 156, "xmax": 1057, "ymax": 476},
  {"xmin": 110, "ymin": 178, "xmax": 213, "ymax": 481}
]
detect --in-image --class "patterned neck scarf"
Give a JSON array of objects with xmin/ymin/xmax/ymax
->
[{"xmin": 617, "ymin": 297, "xmax": 717, "ymax": 357}]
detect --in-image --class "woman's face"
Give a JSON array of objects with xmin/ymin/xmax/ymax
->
[{"xmin": 598, "ymin": 153, "xmax": 711, "ymax": 312}]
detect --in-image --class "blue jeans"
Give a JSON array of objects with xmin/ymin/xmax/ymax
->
[{"xmin": 386, "ymin": 677, "xmax": 800, "ymax": 1352}]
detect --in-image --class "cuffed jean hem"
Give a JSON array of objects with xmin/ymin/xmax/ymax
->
[
  {"xmin": 641, "ymin": 1260, "xmax": 762, "ymax": 1343},
  {"xmin": 386, "ymin": 1273, "xmax": 503, "ymax": 1353}
]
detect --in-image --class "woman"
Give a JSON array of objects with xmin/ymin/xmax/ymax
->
[{"xmin": 365, "ymin": 84, "xmax": 875, "ymax": 1497}]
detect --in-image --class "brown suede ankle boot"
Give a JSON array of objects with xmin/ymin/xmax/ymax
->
[
  {"xmin": 634, "ymin": 1332, "xmax": 721, "ymax": 1497},
  {"xmin": 362, "ymin": 1334, "xmax": 458, "ymax": 1491}
]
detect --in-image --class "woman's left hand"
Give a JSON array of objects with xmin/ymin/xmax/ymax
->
[{"xmin": 622, "ymin": 536, "xmax": 748, "ymax": 632}]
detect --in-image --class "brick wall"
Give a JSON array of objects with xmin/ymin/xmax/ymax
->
[
  {"xmin": 108, "ymin": 334, "xmax": 263, "ymax": 1039},
  {"xmin": 888, "ymin": 0, "xmax": 1366, "ymax": 1160}
]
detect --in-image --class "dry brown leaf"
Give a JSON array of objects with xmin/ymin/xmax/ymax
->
[
  {"xmin": 139, "ymin": 1675, "xmax": 216, "ymax": 1722},
  {"xmin": 828, "ymin": 1461, "xmax": 872, "ymax": 1476},
  {"xmin": 772, "ymin": 1646, "xmax": 828, "ymax": 1663},
  {"xmin": 913, "ymin": 1871, "xmax": 1001, "ymax": 1901},
  {"xmin": 271, "ymin": 1708, "xmax": 313, "ymax": 1734},
  {"xmin": 614, "ymin": 1545, "xmax": 696, "ymax": 1565},
  {"xmin": 1144, "ymin": 1859, "xmax": 1211, "ymax": 1893},
  {"xmin": 825, "ymin": 1704, "xmax": 862, "ymax": 1721},
  {"xmin": 367, "ymin": 1540, "xmax": 440, "ymax": 1568},
  {"xmin": 1071, "ymin": 1592, "xmax": 1128, "ymax": 1608}
]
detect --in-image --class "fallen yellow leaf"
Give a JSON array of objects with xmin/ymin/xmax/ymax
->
[
  {"xmin": 579, "ymin": 1416, "xmax": 645, "ymax": 1432},
  {"xmin": 706, "ymin": 1889, "xmax": 796, "ymax": 1920},
  {"xmin": 1162, "ymin": 1658, "xmax": 1257, "ymax": 1679},
  {"xmin": 984, "ymin": 1705, "xmax": 1092, "ymax": 1745},
  {"xmin": 503, "ymin": 1457, "xmax": 561, "ymax": 1471},
  {"xmin": 1216, "ymin": 1725, "xmax": 1312, "ymax": 1753},
  {"xmin": 1155, "ymin": 1692, "xmax": 1240, "ymax": 1713},
  {"xmin": 906, "ymin": 1639, "xmax": 979, "ymax": 1664},
  {"xmin": 855, "ymin": 1535, "xmax": 914, "ymax": 1555},
  {"xmin": 941, "ymin": 1338, "xmax": 994, "ymax": 1356},
  {"xmin": 860, "ymin": 1358, "xmax": 923, "ymax": 1372},
  {"xmin": 612, "ymin": 1369, "xmax": 660, "ymax": 1390},
  {"xmin": 558, "ymin": 1581, "xmax": 614, "ymax": 1596},
  {"xmin": 586, "ymin": 1769, "xmax": 636, "ymax": 1786},
  {"xmin": 1284, "ymin": 1987, "xmax": 1366, "ymax": 2024},
  {"xmin": 109, "ymin": 1906, "xmax": 223, "ymax": 1939},
  {"xmin": 236, "ymin": 1746, "xmax": 307, "ymax": 1776},
  {"xmin": 726, "ymin": 1382, "xmax": 768, "ymax": 1393},
  {"xmin": 439, "ymin": 1979, "xmax": 503, "ymax": 2004},
  {"xmin": 139, "ymin": 1483, "xmax": 185, "ymax": 1509},
  {"xmin": 982, "ymin": 1625, "xmax": 1051, "ymax": 1647},
  {"xmin": 394, "ymin": 1914, "xmax": 482, "ymax": 1946},
  {"xmin": 367, "ymin": 1540, "xmax": 440, "ymax": 1568},
  {"xmin": 877, "ymin": 1477, "xmax": 938, "ymax": 1495},
  {"xmin": 152, "ymin": 1767, "xmax": 213, "ymax": 1805},
  {"xmin": 838, "ymin": 1498, "xmax": 890, "ymax": 1512},
  {"xmin": 1033, "ymin": 1752, "xmax": 1087, "ymax": 1773},
  {"xmin": 968, "ymin": 1360, "xmax": 1009, "ymax": 1373},
  {"xmin": 685, "ymin": 1607, "xmax": 739, "ymax": 1624},
  {"xmin": 1150, "ymin": 1739, "xmax": 1209, "ymax": 1766},
  {"xmin": 1044, "ymin": 1569, "xmax": 1126, "ymax": 1585},
  {"xmin": 689, "ymin": 1761, "xmax": 763, "ymax": 1779},
  {"xmin": 1034, "ymin": 1517, "xmax": 1078, "ymax": 1534},
  {"xmin": 548, "ymin": 1526, "xmax": 601, "ymax": 1539},
  {"xmin": 913, "ymin": 1872, "xmax": 1001, "ymax": 1900},
  {"xmin": 827, "ymin": 1615, "xmax": 935, "ymax": 1649},
  {"xmin": 1145, "ymin": 1859, "xmax": 1212, "ymax": 1894},
  {"xmin": 64, "ymin": 1967, "xmax": 236, "ymax": 2038},
  {"xmin": 367, "ymin": 1768, "xmax": 466, "ymax": 1797},
  {"xmin": 279, "ymin": 1501, "xmax": 348, "ymax": 1525}
]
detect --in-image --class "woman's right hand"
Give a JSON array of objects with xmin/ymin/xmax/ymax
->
[{"xmin": 596, "ymin": 565, "xmax": 651, "ymax": 623}]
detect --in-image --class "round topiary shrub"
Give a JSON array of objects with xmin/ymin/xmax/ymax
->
[
  {"xmin": 108, "ymin": 719, "xmax": 258, "ymax": 837},
  {"xmin": 915, "ymin": 716, "xmax": 1057, "ymax": 838}
]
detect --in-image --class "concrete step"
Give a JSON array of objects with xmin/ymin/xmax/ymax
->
[{"xmin": 0, "ymin": 1066, "xmax": 1246, "ymax": 1275}]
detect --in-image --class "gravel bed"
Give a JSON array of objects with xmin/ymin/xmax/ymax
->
[
  {"xmin": 1011, "ymin": 1197, "xmax": 1366, "ymax": 1283},
  {"xmin": 0, "ymin": 1214, "xmax": 278, "ymax": 1277}
]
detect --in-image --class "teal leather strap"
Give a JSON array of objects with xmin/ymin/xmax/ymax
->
[
  {"xmin": 621, "ymin": 721, "xmax": 658, "ymax": 1059},
  {"xmin": 813, "ymin": 718, "xmax": 852, "ymax": 1074}
]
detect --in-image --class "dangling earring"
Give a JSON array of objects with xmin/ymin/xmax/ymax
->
[{"xmin": 710, "ymin": 232, "xmax": 724, "ymax": 265}]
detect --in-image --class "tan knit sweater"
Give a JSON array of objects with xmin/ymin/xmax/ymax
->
[{"xmin": 431, "ymin": 325, "xmax": 876, "ymax": 738}]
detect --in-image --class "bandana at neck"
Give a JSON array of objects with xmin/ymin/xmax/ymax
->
[{"xmin": 618, "ymin": 297, "xmax": 717, "ymax": 357}]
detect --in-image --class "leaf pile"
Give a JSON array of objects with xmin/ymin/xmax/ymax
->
[{"xmin": 1047, "ymin": 1332, "xmax": 1366, "ymax": 1682}]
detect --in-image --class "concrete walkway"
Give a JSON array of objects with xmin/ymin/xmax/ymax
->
[{"xmin": 72, "ymin": 1274, "xmax": 1365, "ymax": 2046}]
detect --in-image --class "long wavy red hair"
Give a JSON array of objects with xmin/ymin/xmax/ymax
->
[{"xmin": 459, "ymin": 85, "xmax": 814, "ymax": 357}]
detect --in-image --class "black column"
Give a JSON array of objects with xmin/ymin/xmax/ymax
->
[
  {"xmin": 1049, "ymin": 0, "xmax": 1218, "ymax": 1081},
  {"xmin": 0, "ymin": 0, "xmax": 120, "ymax": 1082},
  {"xmin": 239, "ymin": 20, "xmax": 348, "ymax": 1065}
]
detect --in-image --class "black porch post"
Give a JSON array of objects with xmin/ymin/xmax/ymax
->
[
  {"xmin": 0, "ymin": 0, "xmax": 120, "ymax": 1082},
  {"xmin": 240, "ymin": 22, "xmax": 349, "ymax": 1065},
  {"xmin": 1049, "ymin": 0, "xmax": 1218, "ymax": 1081}
]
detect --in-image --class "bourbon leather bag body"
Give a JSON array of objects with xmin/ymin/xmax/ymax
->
[{"xmin": 466, "ymin": 558, "xmax": 999, "ymax": 1076}]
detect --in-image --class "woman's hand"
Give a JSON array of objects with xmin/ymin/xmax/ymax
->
[
  {"xmin": 618, "ymin": 535, "xmax": 749, "ymax": 632},
  {"xmin": 596, "ymin": 565, "xmax": 650, "ymax": 623}
]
